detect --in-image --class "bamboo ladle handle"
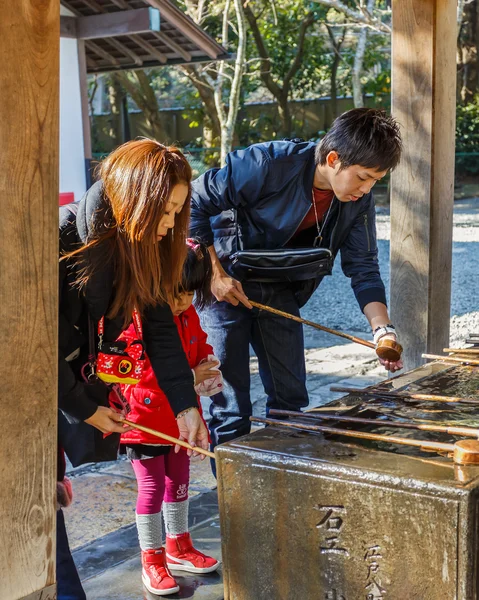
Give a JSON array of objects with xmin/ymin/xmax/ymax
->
[
  {"xmin": 249, "ymin": 300, "xmax": 403, "ymax": 361},
  {"xmin": 249, "ymin": 301, "xmax": 375, "ymax": 348},
  {"xmin": 120, "ymin": 419, "xmax": 215, "ymax": 459}
]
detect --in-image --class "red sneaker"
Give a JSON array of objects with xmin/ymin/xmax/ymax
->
[
  {"xmin": 166, "ymin": 533, "xmax": 220, "ymax": 574},
  {"xmin": 141, "ymin": 548, "xmax": 180, "ymax": 596}
]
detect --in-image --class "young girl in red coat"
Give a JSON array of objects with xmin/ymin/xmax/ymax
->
[{"xmin": 120, "ymin": 240, "xmax": 222, "ymax": 596}]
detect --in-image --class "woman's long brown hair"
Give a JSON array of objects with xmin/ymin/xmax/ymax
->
[{"xmin": 67, "ymin": 139, "xmax": 192, "ymax": 324}]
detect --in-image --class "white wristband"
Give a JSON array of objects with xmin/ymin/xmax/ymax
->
[{"xmin": 373, "ymin": 325, "xmax": 396, "ymax": 345}]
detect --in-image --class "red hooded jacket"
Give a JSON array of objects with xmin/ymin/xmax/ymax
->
[{"xmin": 120, "ymin": 305, "xmax": 211, "ymax": 446}]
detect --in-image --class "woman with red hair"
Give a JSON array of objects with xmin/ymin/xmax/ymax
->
[{"xmin": 58, "ymin": 140, "xmax": 208, "ymax": 599}]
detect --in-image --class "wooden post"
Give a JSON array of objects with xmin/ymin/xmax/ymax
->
[
  {"xmin": 390, "ymin": 0, "xmax": 457, "ymax": 369},
  {"xmin": 77, "ymin": 39, "xmax": 93, "ymax": 188},
  {"xmin": 0, "ymin": 1, "xmax": 58, "ymax": 599}
]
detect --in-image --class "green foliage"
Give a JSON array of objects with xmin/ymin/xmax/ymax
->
[
  {"xmin": 456, "ymin": 101, "xmax": 479, "ymax": 175},
  {"xmin": 246, "ymin": 1, "xmax": 328, "ymax": 98}
]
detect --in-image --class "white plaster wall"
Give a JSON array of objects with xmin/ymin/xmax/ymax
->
[{"xmin": 59, "ymin": 5, "xmax": 86, "ymax": 202}]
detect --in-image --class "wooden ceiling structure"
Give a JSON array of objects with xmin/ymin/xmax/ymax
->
[{"xmin": 60, "ymin": 0, "xmax": 229, "ymax": 73}]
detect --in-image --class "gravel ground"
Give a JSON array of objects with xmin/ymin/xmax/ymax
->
[{"xmin": 301, "ymin": 197, "xmax": 479, "ymax": 346}]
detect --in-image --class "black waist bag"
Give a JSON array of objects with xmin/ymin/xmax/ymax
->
[{"xmin": 230, "ymin": 247, "xmax": 333, "ymax": 282}]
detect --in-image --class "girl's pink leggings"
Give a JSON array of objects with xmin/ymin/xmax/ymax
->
[{"xmin": 131, "ymin": 449, "xmax": 190, "ymax": 514}]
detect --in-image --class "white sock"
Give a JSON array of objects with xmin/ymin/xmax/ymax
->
[
  {"xmin": 136, "ymin": 511, "xmax": 163, "ymax": 550},
  {"xmin": 163, "ymin": 500, "xmax": 189, "ymax": 536}
]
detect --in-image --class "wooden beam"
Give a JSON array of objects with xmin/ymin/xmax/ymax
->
[
  {"xmin": 20, "ymin": 585, "xmax": 57, "ymax": 600},
  {"xmin": 0, "ymin": 0, "xmax": 58, "ymax": 597},
  {"xmin": 110, "ymin": 0, "xmax": 129, "ymax": 8},
  {"xmin": 61, "ymin": 8, "xmax": 161, "ymax": 40},
  {"xmin": 152, "ymin": 30, "xmax": 192, "ymax": 62},
  {"xmin": 86, "ymin": 39, "xmax": 121, "ymax": 65},
  {"xmin": 60, "ymin": 15, "xmax": 77, "ymax": 38},
  {"xmin": 390, "ymin": 0, "xmax": 457, "ymax": 369},
  {"xmin": 83, "ymin": 0, "xmax": 106, "ymax": 12},
  {"xmin": 78, "ymin": 40, "xmax": 92, "ymax": 161},
  {"xmin": 61, "ymin": 0, "xmax": 82, "ymax": 17},
  {"xmin": 106, "ymin": 37, "xmax": 144, "ymax": 67},
  {"xmin": 130, "ymin": 34, "xmax": 168, "ymax": 63},
  {"xmin": 85, "ymin": 54, "xmax": 99, "ymax": 69},
  {"xmin": 145, "ymin": 0, "xmax": 225, "ymax": 58}
]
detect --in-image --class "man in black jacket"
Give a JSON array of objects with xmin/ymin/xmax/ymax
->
[{"xmin": 190, "ymin": 108, "xmax": 403, "ymax": 452}]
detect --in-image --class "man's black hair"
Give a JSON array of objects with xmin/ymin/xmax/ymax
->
[
  {"xmin": 315, "ymin": 108, "xmax": 402, "ymax": 172},
  {"xmin": 181, "ymin": 239, "xmax": 213, "ymax": 310}
]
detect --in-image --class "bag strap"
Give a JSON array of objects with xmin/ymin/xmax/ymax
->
[
  {"xmin": 88, "ymin": 315, "xmax": 96, "ymax": 363},
  {"xmin": 233, "ymin": 209, "xmax": 243, "ymax": 252},
  {"xmin": 97, "ymin": 308, "xmax": 143, "ymax": 343},
  {"xmin": 80, "ymin": 314, "xmax": 98, "ymax": 382}
]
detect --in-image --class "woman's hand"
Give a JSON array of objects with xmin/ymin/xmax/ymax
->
[
  {"xmin": 85, "ymin": 406, "xmax": 132, "ymax": 434},
  {"xmin": 193, "ymin": 360, "xmax": 220, "ymax": 385},
  {"xmin": 176, "ymin": 407, "xmax": 209, "ymax": 460}
]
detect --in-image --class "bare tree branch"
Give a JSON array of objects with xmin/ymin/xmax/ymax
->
[
  {"xmin": 325, "ymin": 24, "xmax": 348, "ymax": 65},
  {"xmin": 283, "ymin": 12, "xmax": 315, "ymax": 89},
  {"xmin": 313, "ymin": 0, "xmax": 391, "ymax": 33},
  {"xmin": 245, "ymin": 4, "xmax": 317, "ymax": 134},
  {"xmin": 244, "ymin": 3, "xmax": 283, "ymax": 99}
]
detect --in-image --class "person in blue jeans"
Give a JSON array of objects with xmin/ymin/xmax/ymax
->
[{"xmin": 190, "ymin": 108, "xmax": 404, "ymax": 455}]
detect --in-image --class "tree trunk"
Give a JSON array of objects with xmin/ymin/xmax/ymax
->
[
  {"xmin": 458, "ymin": 0, "xmax": 479, "ymax": 104},
  {"xmin": 181, "ymin": 64, "xmax": 221, "ymax": 147},
  {"xmin": 121, "ymin": 94, "xmax": 131, "ymax": 142},
  {"xmin": 213, "ymin": 0, "xmax": 247, "ymax": 165},
  {"xmin": 114, "ymin": 71, "xmax": 166, "ymax": 142},
  {"xmin": 326, "ymin": 25, "xmax": 346, "ymax": 124},
  {"xmin": 351, "ymin": 0, "xmax": 374, "ymax": 108},
  {"xmin": 107, "ymin": 76, "xmax": 123, "ymax": 146},
  {"xmin": 277, "ymin": 94, "xmax": 292, "ymax": 137},
  {"xmin": 330, "ymin": 61, "xmax": 338, "ymax": 121},
  {"xmin": 196, "ymin": 78, "xmax": 221, "ymax": 147}
]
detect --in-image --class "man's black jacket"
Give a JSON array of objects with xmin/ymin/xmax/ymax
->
[
  {"xmin": 59, "ymin": 181, "xmax": 197, "ymax": 423},
  {"xmin": 190, "ymin": 140, "xmax": 386, "ymax": 310}
]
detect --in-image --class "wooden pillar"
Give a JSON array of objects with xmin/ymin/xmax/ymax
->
[
  {"xmin": 78, "ymin": 39, "xmax": 93, "ymax": 188},
  {"xmin": 390, "ymin": 0, "xmax": 457, "ymax": 370},
  {"xmin": 0, "ymin": 1, "xmax": 59, "ymax": 599}
]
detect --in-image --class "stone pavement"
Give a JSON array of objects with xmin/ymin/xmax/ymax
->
[{"xmin": 67, "ymin": 334, "xmax": 385, "ymax": 599}]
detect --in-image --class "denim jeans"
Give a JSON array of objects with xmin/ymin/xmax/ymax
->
[
  {"xmin": 57, "ymin": 509, "xmax": 86, "ymax": 600},
  {"xmin": 200, "ymin": 281, "xmax": 308, "ymax": 451}
]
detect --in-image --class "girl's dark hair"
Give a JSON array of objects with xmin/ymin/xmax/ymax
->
[
  {"xmin": 181, "ymin": 240, "xmax": 213, "ymax": 310},
  {"xmin": 315, "ymin": 108, "xmax": 402, "ymax": 172}
]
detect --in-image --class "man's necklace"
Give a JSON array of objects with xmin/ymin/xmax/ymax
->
[{"xmin": 312, "ymin": 190, "xmax": 334, "ymax": 247}]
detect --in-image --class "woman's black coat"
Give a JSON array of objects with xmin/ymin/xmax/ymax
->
[{"xmin": 58, "ymin": 181, "xmax": 197, "ymax": 424}]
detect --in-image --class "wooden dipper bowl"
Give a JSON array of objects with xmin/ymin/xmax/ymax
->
[
  {"xmin": 452, "ymin": 440, "xmax": 479, "ymax": 465},
  {"xmin": 376, "ymin": 337, "xmax": 403, "ymax": 362}
]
